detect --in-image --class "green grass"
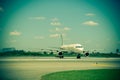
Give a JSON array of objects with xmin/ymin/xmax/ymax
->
[{"xmin": 41, "ymin": 69, "xmax": 120, "ymax": 80}]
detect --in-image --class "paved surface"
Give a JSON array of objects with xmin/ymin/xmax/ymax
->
[{"xmin": 0, "ymin": 57, "xmax": 120, "ymax": 80}]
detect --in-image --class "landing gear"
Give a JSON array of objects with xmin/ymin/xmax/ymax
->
[
  {"xmin": 85, "ymin": 52, "xmax": 89, "ymax": 56},
  {"xmin": 83, "ymin": 51, "xmax": 89, "ymax": 57},
  {"xmin": 77, "ymin": 53, "xmax": 81, "ymax": 59},
  {"xmin": 56, "ymin": 51, "xmax": 64, "ymax": 58}
]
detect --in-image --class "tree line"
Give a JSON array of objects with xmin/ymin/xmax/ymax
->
[{"xmin": 0, "ymin": 50, "xmax": 120, "ymax": 57}]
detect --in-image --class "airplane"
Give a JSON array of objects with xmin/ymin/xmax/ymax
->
[{"xmin": 53, "ymin": 34, "xmax": 89, "ymax": 58}]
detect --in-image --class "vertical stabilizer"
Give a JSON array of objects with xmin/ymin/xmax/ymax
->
[{"xmin": 60, "ymin": 34, "xmax": 64, "ymax": 46}]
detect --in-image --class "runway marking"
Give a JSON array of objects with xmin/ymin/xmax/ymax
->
[
  {"xmin": 0, "ymin": 59, "xmax": 81, "ymax": 61},
  {"xmin": 0, "ymin": 57, "xmax": 120, "ymax": 61}
]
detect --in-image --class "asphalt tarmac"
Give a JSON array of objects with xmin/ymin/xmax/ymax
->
[{"xmin": 0, "ymin": 57, "xmax": 120, "ymax": 80}]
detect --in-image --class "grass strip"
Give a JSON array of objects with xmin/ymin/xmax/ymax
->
[{"xmin": 41, "ymin": 69, "xmax": 120, "ymax": 80}]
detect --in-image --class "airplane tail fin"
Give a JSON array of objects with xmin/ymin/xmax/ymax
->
[{"xmin": 60, "ymin": 34, "xmax": 64, "ymax": 46}]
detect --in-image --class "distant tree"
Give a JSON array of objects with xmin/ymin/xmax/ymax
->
[
  {"xmin": 116, "ymin": 49, "xmax": 119, "ymax": 53},
  {"xmin": 43, "ymin": 51, "xmax": 47, "ymax": 55},
  {"xmin": 50, "ymin": 51, "xmax": 53, "ymax": 55},
  {"xmin": 70, "ymin": 52, "xmax": 75, "ymax": 55},
  {"xmin": 110, "ymin": 52, "xmax": 113, "ymax": 54},
  {"xmin": 92, "ymin": 51, "xmax": 94, "ymax": 54}
]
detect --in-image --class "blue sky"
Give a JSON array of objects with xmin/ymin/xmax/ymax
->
[{"xmin": 0, "ymin": 0, "xmax": 120, "ymax": 53}]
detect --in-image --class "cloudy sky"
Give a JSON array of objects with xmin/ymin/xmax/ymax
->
[{"xmin": 0, "ymin": 0, "xmax": 120, "ymax": 52}]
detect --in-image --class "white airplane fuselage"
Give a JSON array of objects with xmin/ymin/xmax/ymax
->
[{"xmin": 60, "ymin": 44, "xmax": 84, "ymax": 53}]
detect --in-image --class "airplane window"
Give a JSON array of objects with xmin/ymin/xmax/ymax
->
[{"xmin": 76, "ymin": 46, "xmax": 82, "ymax": 48}]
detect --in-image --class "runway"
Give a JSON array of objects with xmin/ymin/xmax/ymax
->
[{"xmin": 0, "ymin": 57, "xmax": 120, "ymax": 80}]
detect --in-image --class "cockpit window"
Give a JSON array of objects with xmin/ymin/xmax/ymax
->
[{"xmin": 75, "ymin": 46, "xmax": 82, "ymax": 48}]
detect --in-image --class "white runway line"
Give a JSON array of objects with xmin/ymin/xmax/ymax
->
[
  {"xmin": 0, "ymin": 58, "xmax": 80, "ymax": 61},
  {"xmin": 0, "ymin": 57, "xmax": 120, "ymax": 61}
]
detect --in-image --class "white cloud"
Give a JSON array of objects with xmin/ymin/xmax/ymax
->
[
  {"xmin": 49, "ymin": 27, "xmax": 71, "ymax": 33},
  {"xmin": 10, "ymin": 31, "xmax": 21, "ymax": 36},
  {"xmin": 86, "ymin": 13, "xmax": 95, "ymax": 16},
  {"xmin": 63, "ymin": 27, "xmax": 71, "ymax": 31},
  {"xmin": 29, "ymin": 16, "xmax": 46, "ymax": 20},
  {"xmin": 50, "ymin": 22, "xmax": 61, "ymax": 26},
  {"xmin": 50, "ymin": 34, "xmax": 60, "ymax": 38},
  {"xmin": 51, "ymin": 18, "xmax": 59, "ymax": 21},
  {"xmin": 55, "ymin": 27, "xmax": 61, "ymax": 32},
  {"xmin": 49, "ymin": 27, "xmax": 61, "ymax": 32},
  {"xmin": 83, "ymin": 21, "xmax": 99, "ymax": 26},
  {"xmin": 34, "ymin": 36, "xmax": 44, "ymax": 39}
]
